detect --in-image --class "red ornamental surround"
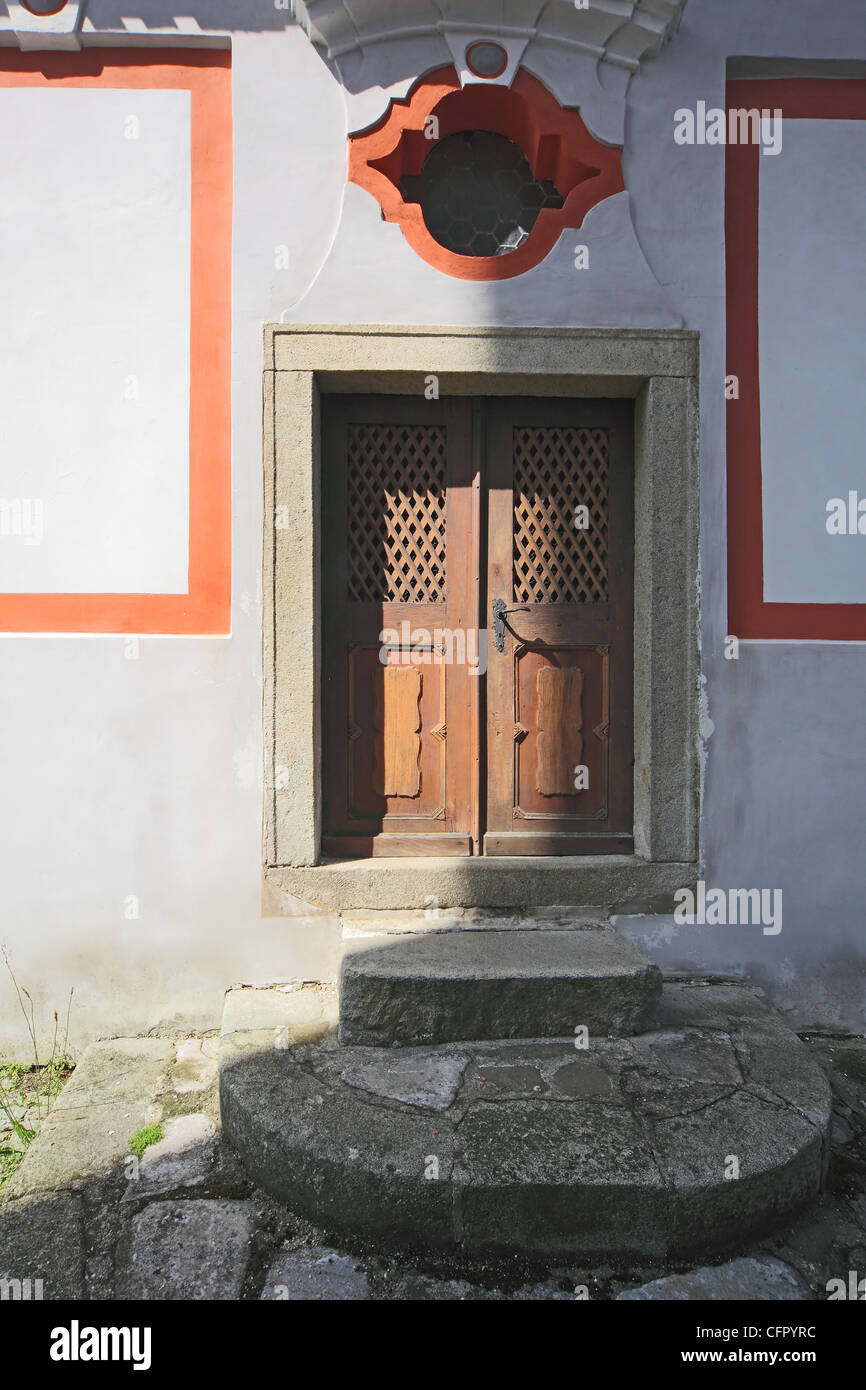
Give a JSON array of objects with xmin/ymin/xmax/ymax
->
[
  {"xmin": 19, "ymin": 1, "xmax": 70, "ymax": 15},
  {"xmin": 348, "ymin": 66, "xmax": 624, "ymax": 282}
]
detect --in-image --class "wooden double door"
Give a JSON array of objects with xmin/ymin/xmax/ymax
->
[{"xmin": 322, "ymin": 395, "xmax": 634, "ymax": 857}]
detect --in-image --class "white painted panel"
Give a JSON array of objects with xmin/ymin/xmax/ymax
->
[
  {"xmin": 0, "ymin": 88, "xmax": 191, "ymax": 593},
  {"xmin": 759, "ymin": 118, "xmax": 866, "ymax": 603}
]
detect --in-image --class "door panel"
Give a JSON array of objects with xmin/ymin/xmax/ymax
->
[
  {"xmin": 322, "ymin": 396, "xmax": 478, "ymax": 857},
  {"xmin": 484, "ymin": 399, "xmax": 634, "ymax": 856},
  {"xmin": 321, "ymin": 395, "xmax": 634, "ymax": 859}
]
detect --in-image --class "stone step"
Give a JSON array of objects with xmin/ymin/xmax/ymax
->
[
  {"xmin": 338, "ymin": 925, "xmax": 662, "ymax": 1045},
  {"xmin": 219, "ymin": 981, "xmax": 832, "ymax": 1264}
]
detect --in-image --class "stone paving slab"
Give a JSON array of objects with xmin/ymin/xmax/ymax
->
[
  {"xmin": 172, "ymin": 1039, "xmax": 218, "ymax": 1095},
  {"xmin": 5, "ymin": 1039, "xmax": 173, "ymax": 1199},
  {"xmin": 116, "ymin": 1199, "xmax": 257, "ymax": 1301},
  {"xmin": 383, "ymin": 1269, "xmax": 575, "ymax": 1299},
  {"xmin": 261, "ymin": 1246, "xmax": 371, "ymax": 1300},
  {"xmin": 0, "ymin": 1191, "xmax": 86, "ymax": 1300},
  {"xmin": 339, "ymin": 1050, "xmax": 469, "ymax": 1110},
  {"xmin": 221, "ymin": 984, "xmax": 337, "ymax": 1045},
  {"xmin": 617, "ymin": 1256, "xmax": 812, "ymax": 1300},
  {"xmin": 125, "ymin": 1113, "xmax": 218, "ymax": 1199}
]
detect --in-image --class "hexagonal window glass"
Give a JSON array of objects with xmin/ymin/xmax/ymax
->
[{"xmin": 400, "ymin": 130, "xmax": 565, "ymax": 258}]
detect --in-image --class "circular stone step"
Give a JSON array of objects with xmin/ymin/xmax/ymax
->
[{"xmin": 219, "ymin": 981, "xmax": 831, "ymax": 1263}]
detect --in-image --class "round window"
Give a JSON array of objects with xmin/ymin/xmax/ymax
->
[{"xmin": 400, "ymin": 130, "xmax": 565, "ymax": 258}]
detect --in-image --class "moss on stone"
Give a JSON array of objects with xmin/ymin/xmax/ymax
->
[{"xmin": 129, "ymin": 1122, "xmax": 165, "ymax": 1158}]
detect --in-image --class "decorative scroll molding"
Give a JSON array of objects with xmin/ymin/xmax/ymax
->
[
  {"xmin": 291, "ymin": 0, "xmax": 688, "ymax": 74},
  {"xmin": 0, "ymin": 3, "xmax": 685, "ymax": 76}
]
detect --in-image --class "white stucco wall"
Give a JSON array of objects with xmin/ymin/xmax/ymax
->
[
  {"xmin": 0, "ymin": 0, "xmax": 864, "ymax": 1051},
  {"xmin": 0, "ymin": 24, "xmax": 345, "ymax": 1052},
  {"xmin": 0, "ymin": 87, "xmax": 190, "ymax": 594}
]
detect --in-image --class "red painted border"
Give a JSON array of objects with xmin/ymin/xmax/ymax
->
[
  {"xmin": 0, "ymin": 49, "xmax": 232, "ymax": 635},
  {"xmin": 726, "ymin": 77, "xmax": 866, "ymax": 640},
  {"xmin": 350, "ymin": 67, "xmax": 623, "ymax": 282},
  {"xmin": 19, "ymin": 1, "xmax": 69, "ymax": 15}
]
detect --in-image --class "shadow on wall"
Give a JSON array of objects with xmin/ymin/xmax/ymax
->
[{"xmin": 71, "ymin": 1, "xmax": 294, "ymax": 34}]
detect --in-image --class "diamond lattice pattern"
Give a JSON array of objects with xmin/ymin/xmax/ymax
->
[
  {"xmin": 513, "ymin": 426, "xmax": 609, "ymax": 603},
  {"xmin": 347, "ymin": 424, "xmax": 447, "ymax": 603}
]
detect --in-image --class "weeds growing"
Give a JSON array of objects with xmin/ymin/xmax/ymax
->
[{"xmin": 0, "ymin": 947, "xmax": 74, "ymax": 1194}]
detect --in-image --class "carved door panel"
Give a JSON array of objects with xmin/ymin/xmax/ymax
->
[
  {"xmin": 321, "ymin": 395, "xmax": 634, "ymax": 858},
  {"xmin": 322, "ymin": 396, "xmax": 478, "ymax": 857},
  {"xmin": 484, "ymin": 399, "xmax": 634, "ymax": 855}
]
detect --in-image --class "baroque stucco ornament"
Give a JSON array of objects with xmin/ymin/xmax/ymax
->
[
  {"xmin": 290, "ymin": 0, "xmax": 688, "ymax": 72},
  {"xmin": 294, "ymin": 1, "xmax": 689, "ymax": 148},
  {"xmin": 278, "ymin": 1, "xmax": 688, "ymax": 316}
]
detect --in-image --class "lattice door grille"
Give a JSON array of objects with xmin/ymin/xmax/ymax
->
[
  {"xmin": 513, "ymin": 426, "xmax": 609, "ymax": 603},
  {"xmin": 346, "ymin": 424, "xmax": 447, "ymax": 603}
]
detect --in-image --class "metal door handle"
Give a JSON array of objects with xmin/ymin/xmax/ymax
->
[{"xmin": 492, "ymin": 598, "xmax": 530, "ymax": 652}]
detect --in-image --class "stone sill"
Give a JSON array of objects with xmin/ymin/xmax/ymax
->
[{"xmin": 263, "ymin": 857, "xmax": 698, "ymax": 915}]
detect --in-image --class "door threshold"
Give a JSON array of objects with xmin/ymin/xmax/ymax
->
[{"xmin": 265, "ymin": 856, "xmax": 697, "ymax": 915}]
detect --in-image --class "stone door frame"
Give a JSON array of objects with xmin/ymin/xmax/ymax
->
[{"xmin": 263, "ymin": 324, "xmax": 700, "ymax": 912}]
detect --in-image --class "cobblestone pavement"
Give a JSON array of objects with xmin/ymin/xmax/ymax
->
[{"xmin": 0, "ymin": 1030, "xmax": 863, "ymax": 1300}]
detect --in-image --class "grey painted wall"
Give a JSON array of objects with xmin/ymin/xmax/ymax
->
[{"xmin": 620, "ymin": 0, "xmax": 866, "ymax": 1029}]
